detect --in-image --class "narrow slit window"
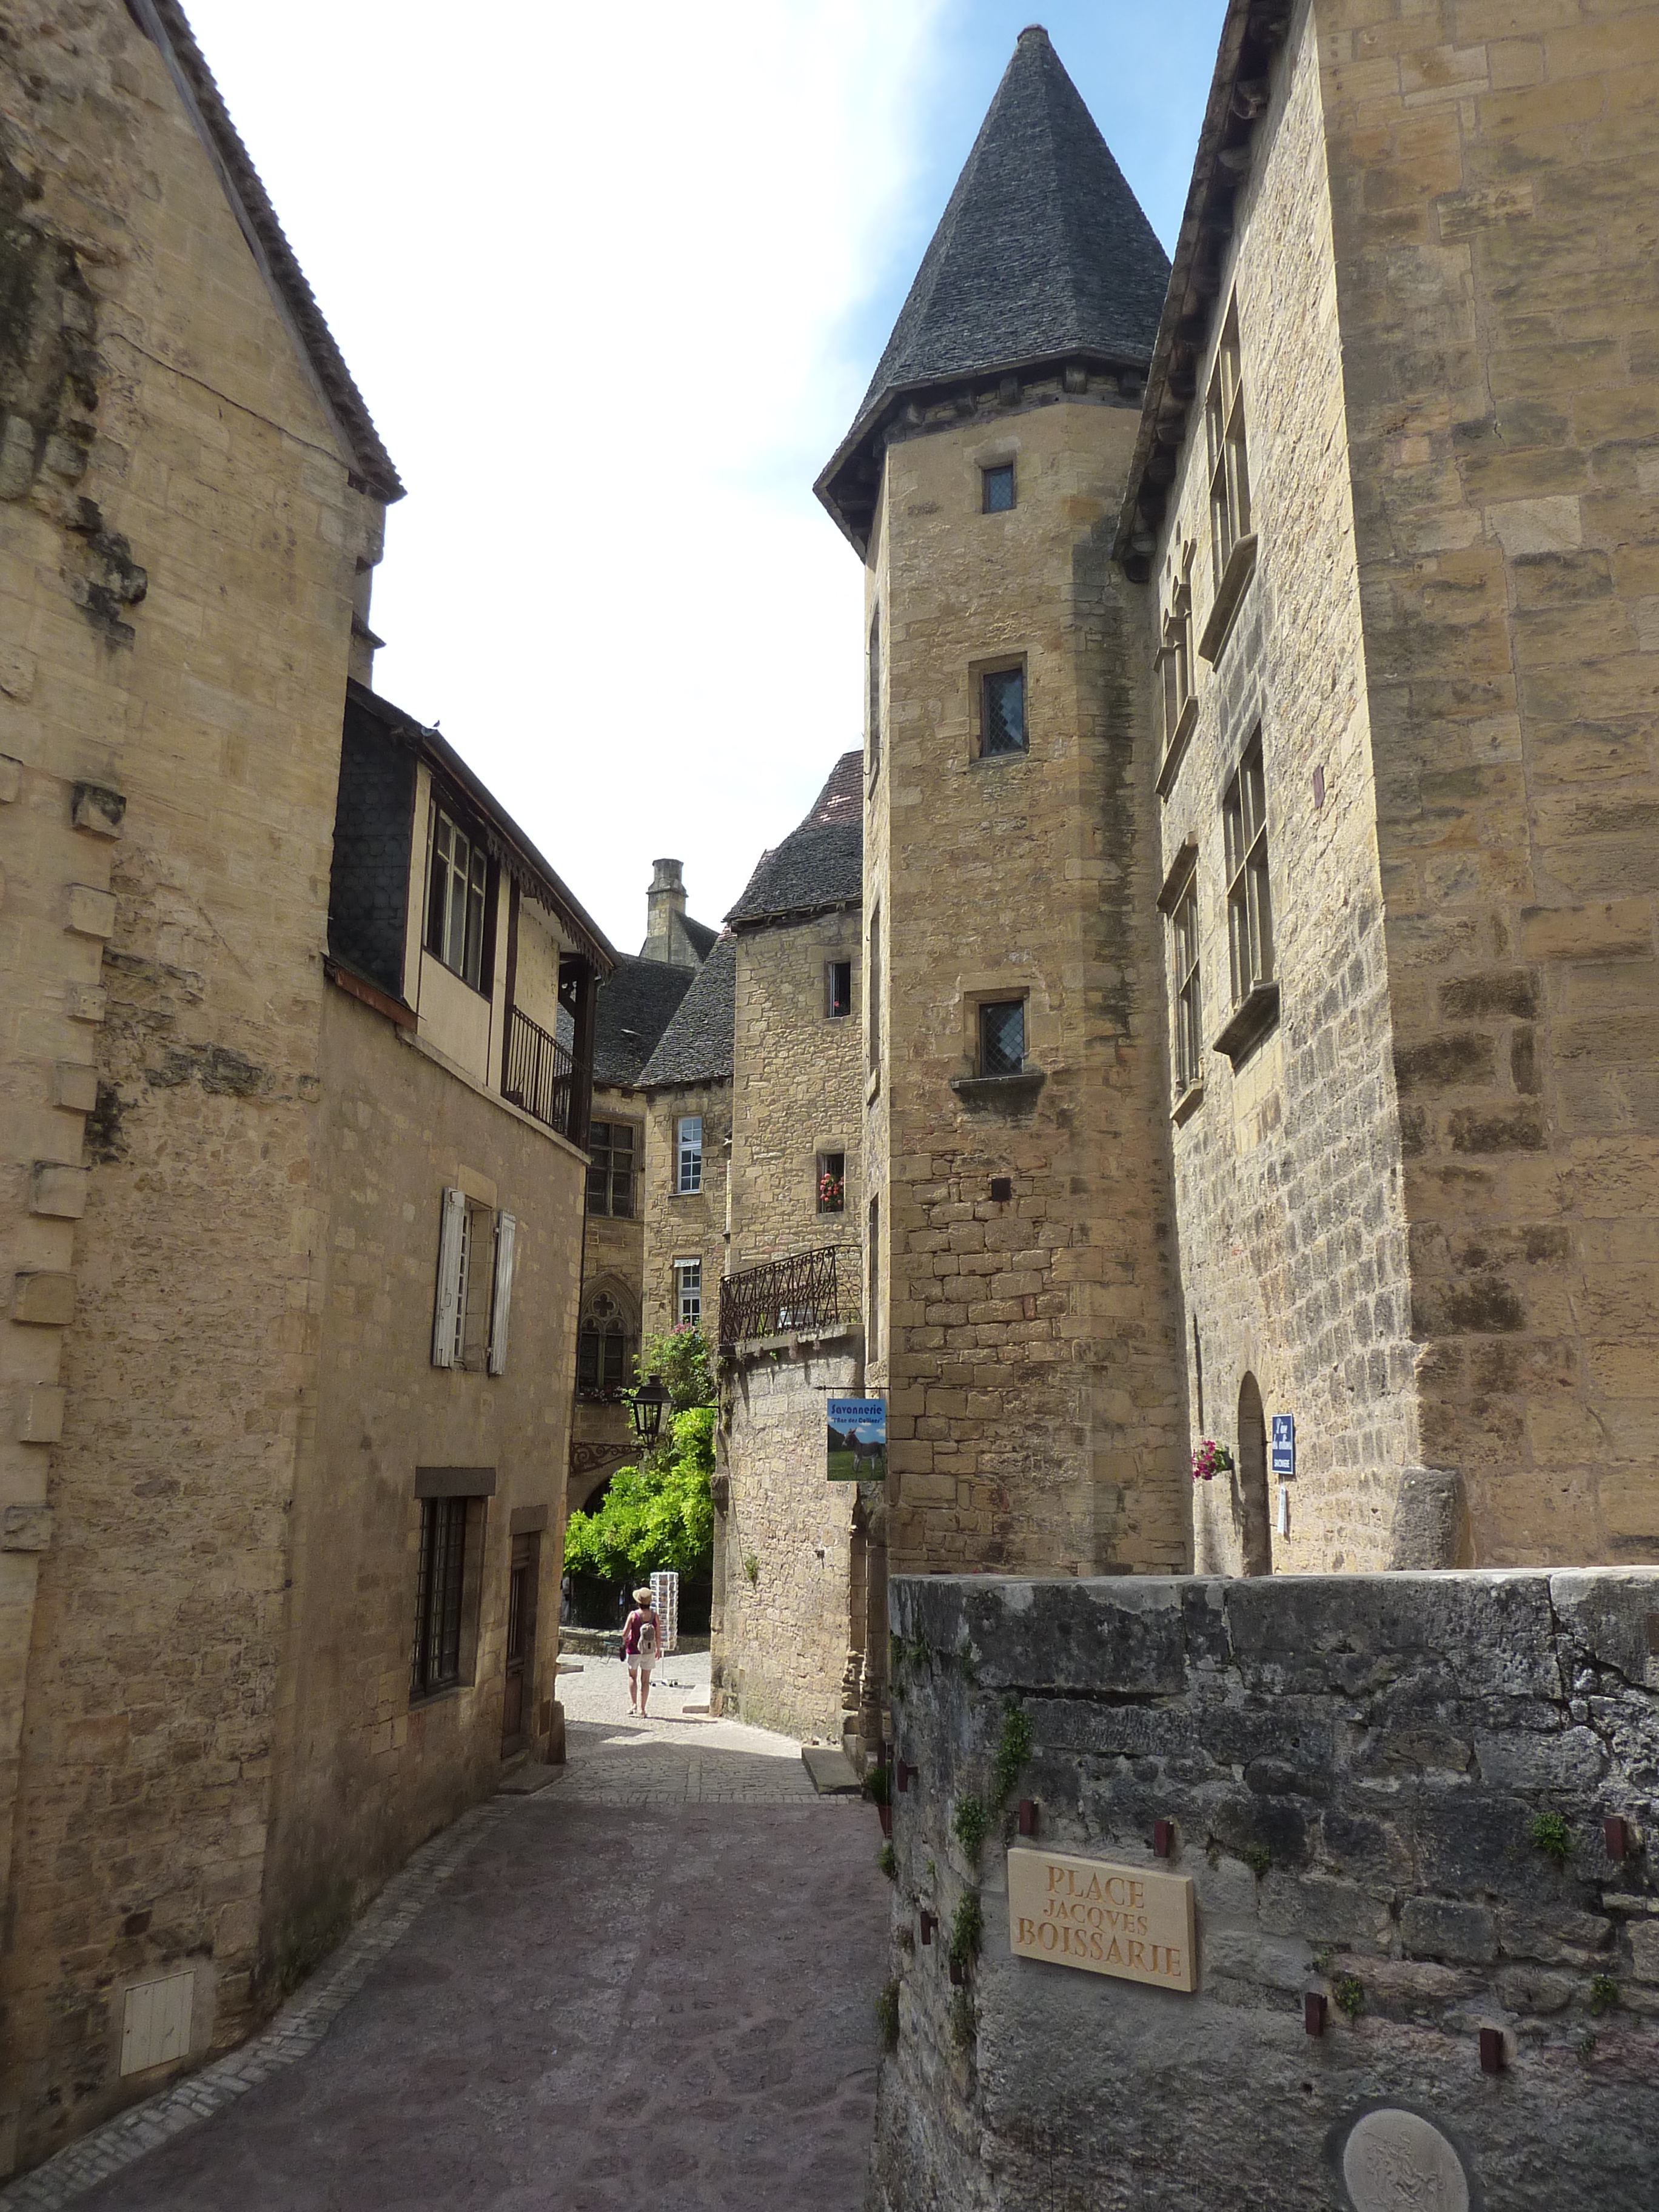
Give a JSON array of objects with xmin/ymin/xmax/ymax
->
[
  {"xmin": 868, "ymin": 908, "xmax": 881, "ymax": 1074},
  {"xmin": 1159, "ymin": 549, "xmax": 1195, "ymax": 754},
  {"xmin": 1170, "ymin": 876, "xmax": 1202, "ymax": 1095},
  {"xmin": 1206, "ymin": 304, "xmax": 1252, "ymax": 587},
  {"xmin": 980, "ymin": 666, "xmax": 1026, "ymax": 756},
  {"xmin": 979, "ymin": 1000, "xmax": 1026, "ymax": 1078},
  {"xmin": 817, "ymin": 1150, "xmax": 846, "ymax": 1215},
  {"xmin": 1224, "ymin": 736, "xmax": 1273, "ymax": 1005},
  {"xmin": 826, "ymin": 960, "xmax": 853, "ymax": 1019},
  {"xmin": 868, "ymin": 608, "xmax": 882, "ymax": 780},
  {"xmin": 982, "ymin": 463, "xmax": 1015, "ymax": 513}
]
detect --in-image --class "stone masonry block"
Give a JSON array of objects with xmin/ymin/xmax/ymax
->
[
  {"xmin": 0, "ymin": 754, "xmax": 19, "ymax": 804},
  {"xmin": 64, "ymin": 885, "xmax": 116, "ymax": 939},
  {"xmin": 12, "ymin": 1272, "xmax": 75, "ymax": 1326},
  {"xmin": 1474, "ymin": 1726, "xmax": 1606, "ymax": 1791},
  {"xmin": 16, "ymin": 1386, "xmax": 65, "ymax": 1444},
  {"xmin": 1259, "ymin": 1873, "xmax": 1393, "ymax": 1946},
  {"xmin": 30, "ymin": 1163, "xmax": 89, "ymax": 1218},
  {"xmin": 52, "ymin": 1061, "xmax": 98, "ymax": 1113},
  {"xmin": 2, "ymin": 1504, "xmax": 53, "ymax": 1551},
  {"xmin": 1400, "ymin": 1895, "xmax": 1498, "ymax": 1963}
]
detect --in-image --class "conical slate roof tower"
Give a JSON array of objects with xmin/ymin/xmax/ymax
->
[{"xmin": 817, "ymin": 25, "xmax": 1170, "ymax": 549}]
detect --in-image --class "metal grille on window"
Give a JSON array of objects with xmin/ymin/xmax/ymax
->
[
  {"xmin": 1207, "ymin": 307, "xmax": 1252, "ymax": 586},
  {"xmin": 982, "ymin": 667, "xmax": 1026, "ymax": 756},
  {"xmin": 982, "ymin": 463, "xmax": 1014, "ymax": 513},
  {"xmin": 1224, "ymin": 739, "xmax": 1273, "ymax": 1004},
  {"xmin": 411, "ymin": 1496, "xmax": 468, "ymax": 1698},
  {"xmin": 586, "ymin": 1121, "xmax": 635, "ymax": 1217},
  {"xmin": 979, "ymin": 1000, "xmax": 1025, "ymax": 1078}
]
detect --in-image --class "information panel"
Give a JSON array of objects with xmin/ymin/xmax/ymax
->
[{"xmin": 826, "ymin": 1397, "xmax": 886, "ymax": 1482}]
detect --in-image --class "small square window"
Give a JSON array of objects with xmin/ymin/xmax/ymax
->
[
  {"xmin": 982, "ymin": 464, "xmax": 1015, "ymax": 514},
  {"xmin": 979, "ymin": 1000, "xmax": 1025, "ymax": 1078},
  {"xmin": 981, "ymin": 667, "xmax": 1026, "ymax": 757},
  {"xmin": 826, "ymin": 960, "xmax": 852, "ymax": 1018}
]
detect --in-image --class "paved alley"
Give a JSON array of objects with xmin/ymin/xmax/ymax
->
[{"xmin": 10, "ymin": 1657, "xmax": 886, "ymax": 2212}]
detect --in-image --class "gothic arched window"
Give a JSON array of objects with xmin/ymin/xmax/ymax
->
[{"xmin": 577, "ymin": 1289, "xmax": 634, "ymax": 1398}]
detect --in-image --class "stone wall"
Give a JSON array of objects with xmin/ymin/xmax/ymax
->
[
  {"xmin": 265, "ymin": 984, "xmax": 580, "ymax": 1979},
  {"xmin": 870, "ymin": 393, "xmax": 1188, "ymax": 1583},
  {"xmin": 716, "ymin": 1332, "xmax": 865, "ymax": 1743},
  {"xmin": 1149, "ymin": 0, "xmax": 1420, "ymax": 1575},
  {"xmin": 1317, "ymin": 0, "xmax": 1659, "ymax": 1567},
  {"xmin": 730, "ymin": 910, "xmax": 862, "ymax": 1270},
  {"xmin": 873, "ymin": 1568, "xmax": 1659, "ymax": 2212},
  {"xmin": 0, "ymin": 2, "xmax": 379, "ymax": 2171},
  {"xmin": 570, "ymin": 1076, "xmax": 645, "ymax": 1515},
  {"xmin": 640, "ymin": 1080, "xmax": 729, "ymax": 1344}
]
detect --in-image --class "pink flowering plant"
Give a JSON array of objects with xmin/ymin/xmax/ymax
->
[{"xmin": 1190, "ymin": 1438, "xmax": 1235, "ymax": 1483}]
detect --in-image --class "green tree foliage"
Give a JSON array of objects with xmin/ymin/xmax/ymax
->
[
  {"xmin": 562, "ymin": 1405, "xmax": 714, "ymax": 1581},
  {"xmin": 635, "ymin": 1324, "xmax": 715, "ymax": 1415}
]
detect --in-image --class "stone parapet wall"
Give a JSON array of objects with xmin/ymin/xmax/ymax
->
[
  {"xmin": 716, "ymin": 1333, "xmax": 866, "ymax": 1743},
  {"xmin": 873, "ymin": 1569, "xmax": 1659, "ymax": 2211}
]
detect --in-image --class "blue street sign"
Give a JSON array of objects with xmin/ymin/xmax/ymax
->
[{"xmin": 1270, "ymin": 1413, "xmax": 1295, "ymax": 1478}]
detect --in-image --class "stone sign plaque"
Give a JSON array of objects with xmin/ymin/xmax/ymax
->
[
  {"xmin": 1007, "ymin": 1846, "xmax": 1196, "ymax": 1992},
  {"xmin": 1341, "ymin": 2110, "xmax": 1469, "ymax": 2212}
]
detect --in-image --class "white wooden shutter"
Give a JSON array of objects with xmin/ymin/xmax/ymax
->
[
  {"xmin": 487, "ymin": 1210, "xmax": 517, "ymax": 1376},
  {"xmin": 432, "ymin": 1187, "xmax": 467, "ymax": 1368}
]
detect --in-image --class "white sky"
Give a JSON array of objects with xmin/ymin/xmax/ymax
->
[{"xmin": 181, "ymin": 1, "xmax": 1221, "ymax": 953}]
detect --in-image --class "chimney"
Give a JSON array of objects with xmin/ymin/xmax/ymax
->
[{"xmin": 642, "ymin": 858, "xmax": 693, "ymax": 966}]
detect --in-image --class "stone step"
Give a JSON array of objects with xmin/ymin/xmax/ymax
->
[{"xmin": 801, "ymin": 1744, "xmax": 862, "ymax": 1796}]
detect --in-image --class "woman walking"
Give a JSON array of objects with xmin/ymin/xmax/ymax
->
[{"xmin": 622, "ymin": 1586, "xmax": 660, "ymax": 1717}]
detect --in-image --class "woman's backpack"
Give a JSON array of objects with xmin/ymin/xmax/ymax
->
[{"xmin": 636, "ymin": 1612, "xmax": 659, "ymax": 1661}]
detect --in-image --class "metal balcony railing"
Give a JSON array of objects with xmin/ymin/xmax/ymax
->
[
  {"xmin": 502, "ymin": 1005, "xmax": 588, "ymax": 1144},
  {"xmin": 719, "ymin": 1245, "xmax": 860, "ymax": 1349}
]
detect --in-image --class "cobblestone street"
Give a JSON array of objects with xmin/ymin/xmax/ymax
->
[{"xmin": 9, "ymin": 1658, "xmax": 886, "ymax": 2212}]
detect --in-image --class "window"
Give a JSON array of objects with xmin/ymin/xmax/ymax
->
[
  {"xmin": 1170, "ymin": 875, "xmax": 1202, "ymax": 1096},
  {"xmin": 866, "ymin": 1195, "xmax": 880, "ymax": 1364},
  {"xmin": 980, "ymin": 666, "xmax": 1026, "ymax": 756},
  {"xmin": 431, "ymin": 1189, "xmax": 516, "ymax": 1373},
  {"xmin": 1159, "ymin": 549, "xmax": 1195, "ymax": 755},
  {"xmin": 982, "ymin": 463, "xmax": 1015, "ymax": 514},
  {"xmin": 426, "ymin": 809, "xmax": 488, "ymax": 991},
  {"xmin": 674, "ymin": 1257, "xmax": 702, "ymax": 1327},
  {"xmin": 1206, "ymin": 304, "xmax": 1252, "ymax": 587},
  {"xmin": 1224, "ymin": 737, "xmax": 1273, "ymax": 1004},
  {"xmin": 868, "ymin": 608, "xmax": 882, "ymax": 780},
  {"xmin": 867, "ymin": 908, "xmax": 881, "ymax": 1073},
  {"xmin": 826, "ymin": 960, "xmax": 853, "ymax": 1019},
  {"xmin": 411, "ymin": 1496, "xmax": 469, "ymax": 1699},
  {"xmin": 817, "ymin": 1150, "xmax": 846, "ymax": 1215},
  {"xmin": 586, "ymin": 1121, "xmax": 635, "ymax": 1217},
  {"xmin": 675, "ymin": 1116, "xmax": 703, "ymax": 1195},
  {"xmin": 979, "ymin": 1000, "xmax": 1026, "ymax": 1078},
  {"xmin": 577, "ymin": 1289, "xmax": 633, "ymax": 1397}
]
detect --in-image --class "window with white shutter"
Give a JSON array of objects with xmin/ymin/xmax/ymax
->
[
  {"xmin": 432, "ymin": 1187, "xmax": 468, "ymax": 1368},
  {"xmin": 487, "ymin": 1212, "xmax": 517, "ymax": 1376}
]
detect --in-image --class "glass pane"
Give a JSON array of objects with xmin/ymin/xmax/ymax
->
[
  {"xmin": 578, "ymin": 1332, "xmax": 598, "ymax": 1388},
  {"xmin": 612, "ymin": 1171, "xmax": 633, "ymax": 1218},
  {"xmin": 980, "ymin": 1000, "xmax": 1025, "ymax": 1078},
  {"xmin": 982, "ymin": 668, "xmax": 1025, "ymax": 755},
  {"xmin": 982, "ymin": 464, "xmax": 1014, "ymax": 514},
  {"xmin": 585, "ymin": 1162, "xmax": 609, "ymax": 1213}
]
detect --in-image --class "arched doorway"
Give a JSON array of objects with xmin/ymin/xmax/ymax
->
[{"xmin": 1238, "ymin": 1373, "xmax": 1272, "ymax": 1576}]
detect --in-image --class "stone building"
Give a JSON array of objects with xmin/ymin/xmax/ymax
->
[
  {"xmin": 0, "ymin": 0, "xmax": 603, "ymax": 2176},
  {"xmin": 637, "ymin": 934, "xmax": 736, "ymax": 1346},
  {"xmin": 568, "ymin": 877, "xmax": 705, "ymax": 1518}
]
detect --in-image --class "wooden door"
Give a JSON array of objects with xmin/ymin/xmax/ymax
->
[{"xmin": 502, "ymin": 1531, "xmax": 539, "ymax": 1751}]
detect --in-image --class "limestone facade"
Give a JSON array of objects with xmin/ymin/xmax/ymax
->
[
  {"xmin": 0, "ymin": 1, "xmax": 603, "ymax": 2176},
  {"xmin": 639, "ymin": 1074, "xmax": 731, "ymax": 1345},
  {"xmin": 1122, "ymin": 0, "xmax": 1659, "ymax": 1571}
]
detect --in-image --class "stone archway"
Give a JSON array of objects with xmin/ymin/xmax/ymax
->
[{"xmin": 1237, "ymin": 1373, "xmax": 1272, "ymax": 1576}]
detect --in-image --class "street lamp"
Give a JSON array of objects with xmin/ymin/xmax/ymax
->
[{"xmin": 631, "ymin": 1373, "xmax": 670, "ymax": 1446}]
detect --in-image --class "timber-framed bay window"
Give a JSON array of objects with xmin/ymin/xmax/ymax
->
[
  {"xmin": 426, "ymin": 808, "xmax": 489, "ymax": 991},
  {"xmin": 1198, "ymin": 300, "xmax": 1257, "ymax": 663},
  {"xmin": 1213, "ymin": 734, "xmax": 1278, "ymax": 1064}
]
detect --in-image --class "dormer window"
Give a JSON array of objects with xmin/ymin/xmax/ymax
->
[
  {"xmin": 427, "ymin": 809, "xmax": 487, "ymax": 990},
  {"xmin": 982, "ymin": 463, "xmax": 1015, "ymax": 513}
]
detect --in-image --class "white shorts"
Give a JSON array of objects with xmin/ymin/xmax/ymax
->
[{"xmin": 627, "ymin": 1653, "xmax": 654, "ymax": 1675}]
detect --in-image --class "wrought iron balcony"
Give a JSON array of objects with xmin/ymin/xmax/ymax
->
[
  {"xmin": 502, "ymin": 1004, "xmax": 589, "ymax": 1145},
  {"xmin": 719, "ymin": 1244, "xmax": 860, "ymax": 1349}
]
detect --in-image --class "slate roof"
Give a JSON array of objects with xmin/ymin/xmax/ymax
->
[
  {"xmin": 638, "ymin": 934, "xmax": 737, "ymax": 1088},
  {"xmin": 135, "ymin": 1, "xmax": 403, "ymax": 501},
  {"xmin": 725, "ymin": 752, "xmax": 863, "ymax": 928},
  {"xmin": 683, "ymin": 914, "xmax": 719, "ymax": 960},
  {"xmin": 817, "ymin": 27, "xmax": 1169, "ymax": 551},
  {"xmin": 592, "ymin": 956, "xmax": 696, "ymax": 1087}
]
